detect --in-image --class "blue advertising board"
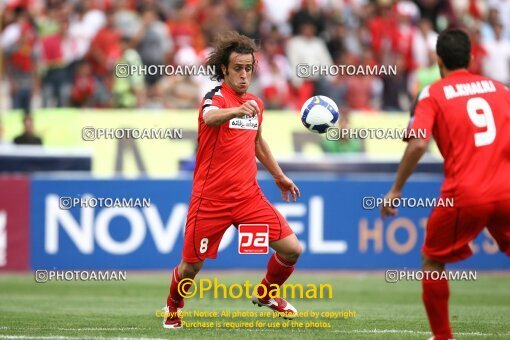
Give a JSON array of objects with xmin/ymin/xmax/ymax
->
[{"xmin": 30, "ymin": 177, "xmax": 509, "ymax": 270}]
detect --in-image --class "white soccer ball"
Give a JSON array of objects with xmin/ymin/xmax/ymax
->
[{"xmin": 300, "ymin": 96, "xmax": 340, "ymax": 134}]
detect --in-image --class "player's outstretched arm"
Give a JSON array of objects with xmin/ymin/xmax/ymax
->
[
  {"xmin": 255, "ymin": 128, "xmax": 300, "ymax": 202},
  {"xmin": 381, "ymin": 137, "xmax": 428, "ymax": 219},
  {"xmin": 203, "ymin": 101, "xmax": 259, "ymax": 126}
]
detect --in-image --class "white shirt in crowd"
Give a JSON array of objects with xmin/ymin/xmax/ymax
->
[
  {"xmin": 482, "ymin": 37, "xmax": 510, "ymax": 85},
  {"xmin": 286, "ymin": 35, "xmax": 333, "ymax": 86}
]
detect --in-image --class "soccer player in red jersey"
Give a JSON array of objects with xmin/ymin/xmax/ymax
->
[
  {"xmin": 163, "ymin": 32, "xmax": 302, "ymax": 329},
  {"xmin": 381, "ymin": 29, "xmax": 510, "ymax": 340}
]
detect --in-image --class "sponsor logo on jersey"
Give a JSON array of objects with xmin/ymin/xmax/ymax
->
[
  {"xmin": 229, "ymin": 115, "xmax": 259, "ymax": 130},
  {"xmin": 238, "ymin": 224, "xmax": 268, "ymax": 254}
]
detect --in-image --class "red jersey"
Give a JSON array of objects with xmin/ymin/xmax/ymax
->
[
  {"xmin": 191, "ymin": 83, "xmax": 264, "ymax": 201},
  {"xmin": 88, "ymin": 28, "xmax": 121, "ymax": 76},
  {"xmin": 408, "ymin": 69, "xmax": 510, "ymax": 207},
  {"xmin": 10, "ymin": 21, "xmax": 37, "ymax": 72}
]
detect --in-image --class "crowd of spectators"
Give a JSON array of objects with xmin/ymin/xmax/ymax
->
[{"xmin": 1, "ymin": 0, "xmax": 510, "ymax": 114}]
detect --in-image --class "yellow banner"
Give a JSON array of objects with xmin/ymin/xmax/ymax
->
[{"xmin": 3, "ymin": 109, "xmax": 439, "ymax": 177}]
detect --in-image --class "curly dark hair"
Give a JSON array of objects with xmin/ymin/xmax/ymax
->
[{"xmin": 205, "ymin": 31, "xmax": 258, "ymax": 81}]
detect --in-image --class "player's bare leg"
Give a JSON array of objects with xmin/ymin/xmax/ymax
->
[
  {"xmin": 270, "ymin": 233, "xmax": 302, "ymax": 263},
  {"xmin": 421, "ymin": 254, "xmax": 452, "ymax": 340},
  {"xmin": 163, "ymin": 260, "xmax": 204, "ymax": 329},
  {"xmin": 252, "ymin": 233, "xmax": 302, "ymax": 318},
  {"xmin": 178, "ymin": 260, "xmax": 204, "ymax": 279}
]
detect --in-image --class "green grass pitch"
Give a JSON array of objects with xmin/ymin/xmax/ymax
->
[{"xmin": 0, "ymin": 271, "xmax": 509, "ymax": 339}]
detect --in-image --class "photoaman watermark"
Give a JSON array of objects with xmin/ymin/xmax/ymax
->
[{"xmin": 178, "ymin": 278, "xmax": 333, "ymax": 299}]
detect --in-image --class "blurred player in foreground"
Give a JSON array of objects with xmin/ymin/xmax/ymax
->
[
  {"xmin": 163, "ymin": 31, "xmax": 302, "ymax": 329},
  {"xmin": 381, "ymin": 29, "xmax": 510, "ymax": 339}
]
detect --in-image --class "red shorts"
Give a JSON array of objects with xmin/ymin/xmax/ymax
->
[
  {"xmin": 182, "ymin": 191, "xmax": 293, "ymax": 263},
  {"xmin": 422, "ymin": 199, "xmax": 510, "ymax": 263}
]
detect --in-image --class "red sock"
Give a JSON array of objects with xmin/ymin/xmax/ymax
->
[
  {"xmin": 167, "ymin": 266, "xmax": 195, "ymax": 308},
  {"xmin": 257, "ymin": 253, "xmax": 297, "ymax": 300},
  {"xmin": 422, "ymin": 277, "xmax": 453, "ymax": 340}
]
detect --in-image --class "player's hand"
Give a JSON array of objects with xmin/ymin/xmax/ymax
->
[
  {"xmin": 237, "ymin": 100, "xmax": 259, "ymax": 117},
  {"xmin": 380, "ymin": 190, "xmax": 401, "ymax": 220},
  {"xmin": 274, "ymin": 175, "xmax": 300, "ymax": 202}
]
